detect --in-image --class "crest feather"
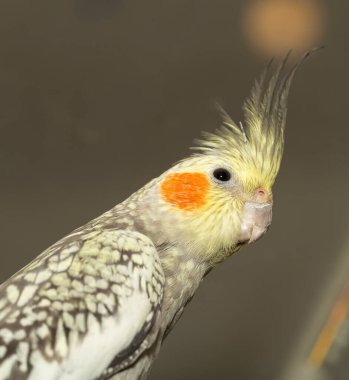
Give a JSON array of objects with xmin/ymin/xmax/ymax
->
[{"xmin": 193, "ymin": 49, "xmax": 321, "ymax": 188}]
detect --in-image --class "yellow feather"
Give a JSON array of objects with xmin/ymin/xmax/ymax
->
[{"xmin": 193, "ymin": 50, "xmax": 317, "ymax": 193}]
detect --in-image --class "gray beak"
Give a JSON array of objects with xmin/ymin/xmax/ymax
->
[{"xmin": 238, "ymin": 202, "xmax": 273, "ymax": 244}]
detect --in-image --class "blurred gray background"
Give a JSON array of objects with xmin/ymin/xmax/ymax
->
[{"xmin": 0, "ymin": 0, "xmax": 348, "ymax": 379}]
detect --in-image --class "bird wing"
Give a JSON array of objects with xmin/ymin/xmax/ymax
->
[{"xmin": 0, "ymin": 228, "xmax": 164, "ymax": 380}]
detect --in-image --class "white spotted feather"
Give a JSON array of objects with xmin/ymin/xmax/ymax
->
[{"xmin": 0, "ymin": 229, "xmax": 164, "ymax": 380}]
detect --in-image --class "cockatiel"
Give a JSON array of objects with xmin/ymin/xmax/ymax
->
[{"xmin": 0, "ymin": 51, "xmax": 313, "ymax": 380}]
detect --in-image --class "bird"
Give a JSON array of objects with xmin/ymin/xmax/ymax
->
[{"xmin": 0, "ymin": 51, "xmax": 314, "ymax": 380}]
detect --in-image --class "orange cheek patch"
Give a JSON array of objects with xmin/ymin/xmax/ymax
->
[{"xmin": 160, "ymin": 172, "xmax": 210, "ymax": 211}]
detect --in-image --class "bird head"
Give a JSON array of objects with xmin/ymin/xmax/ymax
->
[{"xmin": 140, "ymin": 51, "xmax": 315, "ymax": 265}]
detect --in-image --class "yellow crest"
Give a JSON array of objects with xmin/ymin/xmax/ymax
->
[{"xmin": 194, "ymin": 49, "xmax": 319, "ymax": 191}]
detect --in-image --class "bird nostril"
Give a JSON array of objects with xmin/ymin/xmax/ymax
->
[{"xmin": 255, "ymin": 187, "xmax": 269, "ymax": 203}]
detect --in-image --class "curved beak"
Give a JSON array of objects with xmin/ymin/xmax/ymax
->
[{"xmin": 238, "ymin": 201, "xmax": 273, "ymax": 244}]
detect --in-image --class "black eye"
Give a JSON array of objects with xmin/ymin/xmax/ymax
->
[{"xmin": 213, "ymin": 168, "xmax": 231, "ymax": 182}]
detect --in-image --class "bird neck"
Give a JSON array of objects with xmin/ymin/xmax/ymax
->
[{"xmin": 157, "ymin": 243, "xmax": 208, "ymax": 328}]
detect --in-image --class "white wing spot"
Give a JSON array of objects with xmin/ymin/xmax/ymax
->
[
  {"xmin": 68, "ymin": 329, "xmax": 79, "ymax": 349},
  {"xmin": 20, "ymin": 317, "xmax": 34, "ymax": 327},
  {"xmin": 146, "ymin": 311, "xmax": 154, "ymax": 322},
  {"xmin": 34, "ymin": 270, "xmax": 52, "ymax": 284},
  {"xmin": 123, "ymin": 238, "xmax": 141, "ymax": 252},
  {"xmin": 36, "ymin": 311, "xmax": 48, "ymax": 321},
  {"xmin": 13, "ymin": 329, "xmax": 26, "ymax": 340},
  {"xmin": 45, "ymin": 288, "xmax": 58, "ymax": 300},
  {"xmin": 97, "ymin": 303, "xmax": 107, "ymax": 315},
  {"xmin": 72, "ymin": 280, "xmax": 84, "ymax": 292},
  {"xmin": 60, "ymin": 245, "xmax": 79, "ymax": 259},
  {"xmin": 0, "ymin": 298, "xmax": 7, "ymax": 310},
  {"xmin": 52, "ymin": 301, "xmax": 63, "ymax": 311},
  {"xmin": 55, "ymin": 318, "xmax": 68, "ymax": 358},
  {"xmin": 6, "ymin": 285, "xmax": 19, "ymax": 304},
  {"xmin": 85, "ymin": 299, "xmax": 97, "ymax": 313},
  {"xmin": 0, "ymin": 328, "xmax": 13, "ymax": 344},
  {"xmin": 132, "ymin": 254, "xmax": 143, "ymax": 265},
  {"xmin": 63, "ymin": 312, "xmax": 75, "ymax": 330},
  {"xmin": 76, "ymin": 313, "xmax": 86, "ymax": 333},
  {"xmin": 24, "ymin": 272, "xmax": 36, "ymax": 282},
  {"xmin": 117, "ymin": 265, "xmax": 129, "ymax": 276},
  {"xmin": 38, "ymin": 298, "xmax": 51, "ymax": 308},
  {"xmin": 0, "ymin": 345, "xmax": 7, "ymax": 359},
  {"xmin": 17, "ymin": 285, "xmax": 38, "ymax": 307},
  {"xmin": 62, "ymin": 303, "xmax": 75, "ymax": 312},
  {"xmin": 36, "ymin": 324, "xmax": 50, "ymax": 340},
  {"xmin": 111, "ymin": 284, "xmax": 122, "ymax": 296},
  {"xmin": 87, "ymin": 313, "xmax": 99, "ymax": 334},
  {"xmin": 16, "ymin": 341, "xmax": 30, "ymax": 372},
  {"xmin": 0, "ymin": 355, "xmax": 17, "ymax": 379},
  {"xmin": 84, "ymin": 275, "xmax": 96, "ymax": 288},
  {"xmin": 49, "ymin": 256, "xmax": 73, "ymax": 273},
  {"xmin": 96, "ymin": 279, "xmax": 108, "ymax": 289},
  {"xmin": 113, "ymin": 250, "xmax": 121, "ymax": 261}
]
